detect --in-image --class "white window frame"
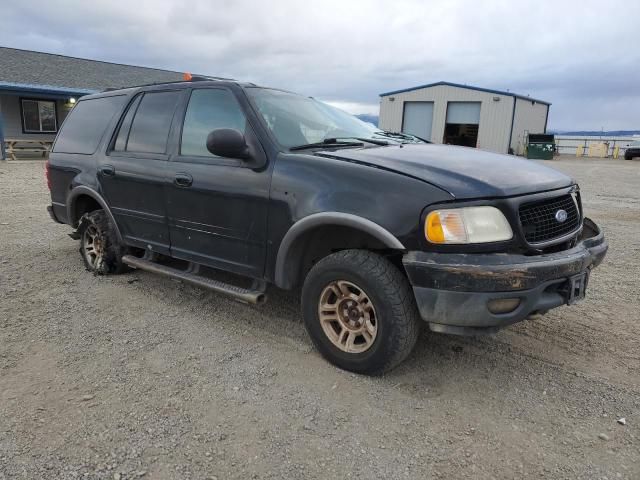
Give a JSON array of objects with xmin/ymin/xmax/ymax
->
[{"xmin": 21, "ymin": 98, "xmax": 58, "ymax": 133}]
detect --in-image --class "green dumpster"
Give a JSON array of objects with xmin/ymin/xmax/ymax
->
[{"xmin": 526, "ymin": 133, "xmax": 555, "ymax": 160}]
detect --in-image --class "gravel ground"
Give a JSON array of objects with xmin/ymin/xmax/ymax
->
[{"xmin": 1, "ymin": 156, "xmax": 639, "ymax": 479}]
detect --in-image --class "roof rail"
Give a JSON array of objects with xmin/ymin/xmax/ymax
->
[
  {"xmin": 100, "ymin": 75, "xmax": 238, "ymax": 93},
  {"xmin": 190, "ymin": 74, "xmax": 237, "ymax": 82},
  {"xmin": 100, "ymin": 80, "xmax": 188, "ymax": 92}
]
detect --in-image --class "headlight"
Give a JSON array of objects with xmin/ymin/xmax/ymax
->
[{"xmin": 425, "ymin": 206, "xmax": 513, "ymax": 244}]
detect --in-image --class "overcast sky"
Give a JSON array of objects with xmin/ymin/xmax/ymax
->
[{"xmin": 1, "ymin": 0, "xmax": 638, "ymax": 130}]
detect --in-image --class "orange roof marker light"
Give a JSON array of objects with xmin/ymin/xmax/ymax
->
[{"xmin": 183, "ymin": 72, "xmax": 193, "ymax": 81}]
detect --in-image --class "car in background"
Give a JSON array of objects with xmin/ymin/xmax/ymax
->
[{"xmin": 624, "ymin": 141, "xmax": 640, "ymax": 160}]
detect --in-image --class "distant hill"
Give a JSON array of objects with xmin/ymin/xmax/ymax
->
[
  {"xmin": 355, "ymin": 114, "xmax": 379, "ymax": 127},
  {"xmin": 550, "ymin": 130, "xmax": 640, "ymax": 136}
]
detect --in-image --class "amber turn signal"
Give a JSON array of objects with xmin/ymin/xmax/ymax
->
[
  {"xmin": 424, "ymin": 206, "xmax": 513, "ymax": 244},
  {"xmin": 425, "ymin": 211, "xmax": 445, "ymax": 243}
]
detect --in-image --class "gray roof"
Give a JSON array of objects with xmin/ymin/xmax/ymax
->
[
  {"xmin": 0, "ymin": 47, "xmax": 184, "ymax": 91},
  {"xmin": 379, "ymin": 81, "xmax": 551, "ymax": 106}
]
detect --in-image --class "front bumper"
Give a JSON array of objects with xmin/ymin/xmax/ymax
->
[{"xmin": 402, "ymin": 217, "xmax": 608, "ymax": 335}]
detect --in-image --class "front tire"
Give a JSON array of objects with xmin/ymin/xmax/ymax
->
[
  {"xmin": 78, "ymin": 210, "xmax": 128, "ymax": 274},
  {"xmin": 301, "ymin": 250, "xmax": 421, "ymax": 375}
]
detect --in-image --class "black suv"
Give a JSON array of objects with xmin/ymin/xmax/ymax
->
[{"xmin": 47, "ymin": 78, "xmax": 608, "ymax": 374}]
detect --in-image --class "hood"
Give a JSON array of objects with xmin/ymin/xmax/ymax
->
[{"xmin": 316, "ymin": 143, "xmax": 574, "ymax": 199}]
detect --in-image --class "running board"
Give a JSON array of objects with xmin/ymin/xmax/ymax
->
[{"xmin": 121, "ymin": 255, "xmax": 266, "ymax": 304}]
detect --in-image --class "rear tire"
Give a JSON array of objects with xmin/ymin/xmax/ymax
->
[
  {"xmin": 78, "ymin": 210, "xmax": 129, "ymax": 274},
  {"xmin": 624, "ymin": 153, "xmax": 632, "ymax": 160},
  {"xmin": 301, "ymin": 250, "xmax": 421, "ymax": 375}
]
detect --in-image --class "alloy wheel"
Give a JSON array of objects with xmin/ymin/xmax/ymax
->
[
  {"xmin": 318, "ymin": 280, "xmax": 378, "ymax": 353},
  {"xmin": 82, "ymin": 225, "xmax": 103, "ymax": 270}
]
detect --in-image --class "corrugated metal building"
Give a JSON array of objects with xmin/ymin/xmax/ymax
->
[{"xmin": 378, "ymin": 81, "xmax": 550, "ymax": 155}]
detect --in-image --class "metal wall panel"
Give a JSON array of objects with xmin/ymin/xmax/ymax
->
[
  {"xmin": 401, "ymin": 101, "xmax": 434, "ymax": 140},
  {"xmin": 510, "ymin": 98, "xmax": 549, "ymax": 155}
]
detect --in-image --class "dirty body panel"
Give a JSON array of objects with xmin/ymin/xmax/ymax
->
[{"xmin": 403, "ymin": 218, "xmax": 608, "ymax": 334}]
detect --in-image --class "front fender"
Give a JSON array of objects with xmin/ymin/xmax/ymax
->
[
  {"xmin": 274, "ymin": 212, "xmax": 405, "ymax": 289},
  {"xmin": 265, "ymin": 152, "xmax": 454, "ymax": 287}
]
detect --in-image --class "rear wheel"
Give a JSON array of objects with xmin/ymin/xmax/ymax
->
[
  {"xmin": 302, "ymin": 250, "xmax": 421, "ymax": 375},
  {"xmin": 624, "ymin": 153, "xmax": 633, "ymax": 160},
  {"xmin": 78, "ymin": 210, "xmax": 128, "ymax": 274}
]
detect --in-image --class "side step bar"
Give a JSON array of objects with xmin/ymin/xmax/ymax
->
[{"xmin": 121, "ymin": 255, "xmax": 266, "ymax": 304}]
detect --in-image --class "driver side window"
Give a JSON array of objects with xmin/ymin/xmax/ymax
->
[{"xmin": 181, "ymin": 89, "xmax": 247, "ymax": 157}]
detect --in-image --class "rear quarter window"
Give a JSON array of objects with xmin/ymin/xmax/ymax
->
[{"xmin": 53, "ymin": 95, "xmax": 128, "ymax": 155}]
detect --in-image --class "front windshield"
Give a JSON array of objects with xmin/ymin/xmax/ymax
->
[{"xmin": 247, "ymin": 88, "xmax": 424, "ymax": 148}]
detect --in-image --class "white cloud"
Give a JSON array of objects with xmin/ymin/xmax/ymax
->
[
  {"xmin": 323, "ymin": 101, "xmax": 380, "ymax": 116},
  {"xmin": 1, "ymin": 0, "xmax": 638, "ymax": 129}
]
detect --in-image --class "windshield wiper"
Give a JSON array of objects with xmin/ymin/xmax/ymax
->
[
  {"xmin": 374, "ymin": 130, "xmax": 413, "ymax": 139},
  {"xmin": 334, "ymin": 137, "xmax": 389, "ymax": 146},
  {"xmin": 374, "ymin": 131, "xmax": 430, "ymax": 143},
  {"xmin": 289, "ymin": 138, "xmax": 365, "ymax": 151}
]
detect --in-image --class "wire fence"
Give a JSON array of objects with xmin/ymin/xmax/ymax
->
[{"xmin": 554, "ymin": 135, "xmax": 637, "ymax": 157}]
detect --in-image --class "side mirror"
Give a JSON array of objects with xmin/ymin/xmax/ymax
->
[{"xmin": 206, "ymin": 128, "xmax": 250, "ymax": 160}]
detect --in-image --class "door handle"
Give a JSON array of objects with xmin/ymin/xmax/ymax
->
[
  {"xmin": 174, "ymin": 173, "xmax": 193, "ymax": 187},
  {"xmin": 99, "ymin": 165, "xmax": 115, "ymax": 176}
]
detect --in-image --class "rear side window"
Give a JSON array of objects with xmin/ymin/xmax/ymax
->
[
  {"xmin": 125, "ymin": 91, "xmax": 181, "ymax": 154},
  {"xmin": 53, "ymin": 95, "xmax": 127, "ymax": 154},
  {"xmin": 181, "ymin": 89, "xmax": 247, "ymax": 157}
]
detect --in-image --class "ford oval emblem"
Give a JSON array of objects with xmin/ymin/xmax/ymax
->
[{"xmin": 555, "ymin": 209, "xmax": 568, "ymax": 223}]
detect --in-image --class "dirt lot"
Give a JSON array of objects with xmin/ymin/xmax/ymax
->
[{"xmin": 0, "ymin": 156, "xmax": 639, "ymax": 479}]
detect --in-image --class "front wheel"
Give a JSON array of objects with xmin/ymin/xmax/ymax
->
[{"xmin": 301, "ymin": 250, "xmax": 421, "ymax": 375}]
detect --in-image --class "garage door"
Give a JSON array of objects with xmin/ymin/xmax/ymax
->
[
  {"xmin": 402, "ymin": 102, "xmax": 433, "ymax": 141},
  {"xmin": 446, "ymin": 102, "xmax": 481, "ymax": 124}
]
